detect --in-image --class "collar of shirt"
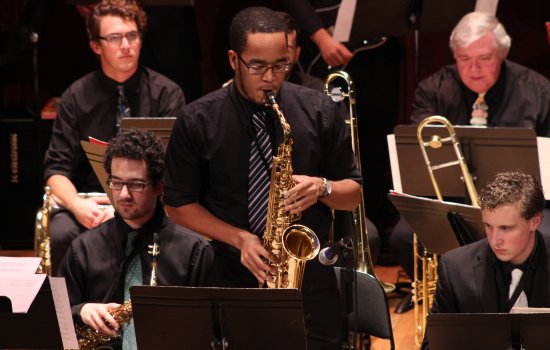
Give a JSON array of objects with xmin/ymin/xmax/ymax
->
[
  {"xmin": 461, "ymin": 61, "xmax": 508, "ymax": 120},
  {"xmin": 114, "ymin": 201, "xmax": 166, "ymax": 250}
]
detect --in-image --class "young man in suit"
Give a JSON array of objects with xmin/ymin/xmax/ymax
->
[{"xmin": 423, "ymin": 170, "xmax": 550, "ymax": 348}]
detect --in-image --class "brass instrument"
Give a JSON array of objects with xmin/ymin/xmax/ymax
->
[
  {"xmin": 262, "ymin": 91, "xmax": 321, "ymax": 290},
  {"xmin": 35, "ymin": 186, "xmax": 52, "ymax": 275},
  {"xmin": 324, "ymin": 70, "xmax": 395, "ymax": 293},
  {"xmin": 414, "ymin": 115, "xmax": 479, "ymax": 347},
  {"xmin": 76, "ymin": 232, "xmax": 160, "ymax": 349}
]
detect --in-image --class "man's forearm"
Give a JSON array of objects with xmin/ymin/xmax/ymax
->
[
  {"xmin": 46, "ymin": 174, "xmax": 80, "ymax": 212},
  {"xmin": 319, "ymin": 178, "xmax": 361, "ymax": 211}
]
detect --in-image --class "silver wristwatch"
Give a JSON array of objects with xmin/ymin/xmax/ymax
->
[{"xmin": 320, "ymin": 177, "xmax": 332, "ymax": 198}]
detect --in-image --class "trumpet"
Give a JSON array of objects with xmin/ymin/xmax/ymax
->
[
  {"xmin": 324, "ymin": 70, "xmax": 395, "ymax": 293},
  {"xmin": 414, "ymin": 115, "xmax": 479, "ymax": 347}
]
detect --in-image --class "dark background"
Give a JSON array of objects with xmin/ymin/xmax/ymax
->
[{"xmin": 1, "ymin": 0, "xmax": 549, "ymax": 249}]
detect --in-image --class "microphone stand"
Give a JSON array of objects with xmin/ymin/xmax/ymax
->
[{"xmin": 338, "ymin": 237, "xmax": 356, "ymax": 350}]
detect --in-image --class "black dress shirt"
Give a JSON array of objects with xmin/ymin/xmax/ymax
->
[
  {"xmin": 411, "ymin": 60, "xmax": 550, "ymax": 136},
  {"xmin": 60, "ymin": 204, "xmax": 213, "ymax": 326},
  {"xmin": 43, "ymin": 66, "xmax": 185, "ymax": 192}
]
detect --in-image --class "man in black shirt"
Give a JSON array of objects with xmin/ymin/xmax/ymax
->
[
  {"xmin": 164, "ymin": 7, "xmax": 361, "ymax": 350},
  {"xmin": 43, "ymin": 0, "xmax": 185, "ymax": 275},
  {"xmin": 390, "ymin": 12, "xmax": 550, "ymax": 297},
  {"xmin": 60, "ymin": 129, "xmax": 213, "ymax": 349},
  {"xmin": 422, "ymin": 171, "xmax": 550, "ymax": 349}
]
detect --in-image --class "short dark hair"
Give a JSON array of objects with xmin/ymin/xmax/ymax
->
[
  {"xmin": 229, "ymin": 7, "xmax": 287, "ymax": 55},
  {"xmin": 103, "ymin": 129, "xmax": 165, "ymax": 184},
  {"xmin": 479, "ymin": 171, "xmax": 545, "ymax": 220},
  {"xmin": 87, "ymin": 0, "xmax": 147, "ymax": 41}
]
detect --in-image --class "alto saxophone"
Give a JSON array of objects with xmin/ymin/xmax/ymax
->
[
  {"xmin": 76, "ymin": 233, "xmax": 160, "ymax": 350},
  {"xmin": 262, "ymin": 91, "xmax": 320, "ymax": 290}
]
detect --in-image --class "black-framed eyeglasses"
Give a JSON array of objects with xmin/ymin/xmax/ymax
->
[
  {"xmin": 97, "ymin": 31, "xmax": 140, "ymax": 46},
  {"xmin": 107, "ymin": 178, "xmax": 152, "ymax": 192},
  {"xmin": 237, "ymin": 55, "xmax": 290, "ymax": 75}
]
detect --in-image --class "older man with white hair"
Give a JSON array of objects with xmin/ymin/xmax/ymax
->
[{"xmin": 411, "ymin": 11, "xmax": 550, "ymax": 131}]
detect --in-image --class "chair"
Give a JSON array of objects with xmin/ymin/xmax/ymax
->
[{"xmin": 334, "ymin": 267, "xmax": 395, "ymax": 350}]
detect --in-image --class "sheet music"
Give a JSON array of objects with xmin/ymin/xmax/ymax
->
[
  {"xmin": 0, "ymin": 256, "xmax": 41, "ymax": 274},
  {"xmin": 49, "ymin": 277, "xmax": 79, "ymax": 349},
  {"xmin": 333, "ymin": 0, "xmax": 356, "ymax": 42},
  {"xmin": 0, "ymin": 272, "xmax": 46, "ymax": 313},
  {"xmin": 537, "ymin": 137, "xmax": 550, "ymax": 200},
  {"xmin": 510, "ymin": 306, "xmax": 550, "ymax": 314},
  {"xmin": 386, "ymin": 134, "xmax": 402, "ymax": 192}
]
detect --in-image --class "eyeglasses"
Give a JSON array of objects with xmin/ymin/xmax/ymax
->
[
  {"xmin": 107, "ymin": 179, "xmax": 152, "ymax": 192},
  {"xmin": 237, "ymin": 55, "xmax": 290, "ymax": 75},
  {"xmin": 98, "ymin": 31, "xmax": 140, "ymax": 46}
]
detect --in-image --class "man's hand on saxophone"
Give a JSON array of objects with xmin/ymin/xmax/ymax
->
[
  {"xmin": 80, "ymin": 302, "xmax": 121, "ymax": 337},
  {"xmin": 237, "ymin": 232, "xmax": 277, "ymax": 284}
]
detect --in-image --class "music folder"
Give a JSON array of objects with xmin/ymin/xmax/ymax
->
[
  {"xmin": 427, "ymin": 312, "xmax": 550, "ymax": 350},
  {"xmin": 131, "ymin": 286, "xmax": 308, "ymax": 350},
  {"xmin": 120, "ymin": 117, "xmax": 176, "ymax": 147},
  {"xmin": 388, "ymin": 125, "xmax": 541, "ymax": 199},
  {"xmin": 0, "ymin": 276, "xmax": 79, "ymax": 349},
  {"xmin": 388, "ymin": 191, "xmax": 484, "ymax": 255},
  {"xmin": 80, "ymin": 140, "xmax": 112, "ymax": 204}
]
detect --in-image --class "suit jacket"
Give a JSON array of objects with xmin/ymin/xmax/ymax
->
[{"xmin": 422, "ymin": 231, "xmax": 550, "ymax": 349}]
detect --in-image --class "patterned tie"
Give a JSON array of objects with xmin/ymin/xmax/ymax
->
[
  {"xmin": 470, "ymin": 92, "xmax": 488, "ymax": 126},
  {"xmin": 509, "ymin": 268, "xmax": 528, "ymax": 308},
  {"xmin": 122, "ymin": 231, "xmax": 142, "ymax": 350},
  {"xmin": 116, "ymin": 85, "xmax": 131, "ymax": 134},
  {"xmin": 248, "ymin": 111, "xmax": 273, "ymax": 236}
]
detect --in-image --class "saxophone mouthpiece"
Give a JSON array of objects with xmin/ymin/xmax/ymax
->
[{"xmin": 264, "ymin": 90, "xmax": 277, "ymax": 106}]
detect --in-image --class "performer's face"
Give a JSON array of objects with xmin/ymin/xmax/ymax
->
[
  {"xmin": 90, "ymin": 15, "xmax": 141, "ymax": 82},
  {"xmin": 483, "ymin": 202, "xmax": 540, "ymax": 265},
  {"xmin": 454, "ymin": 32, "xmax": 504, "ymax": 94},
  {"xmin": 229, "ymin": 32, "xmax": 289, "ymax": 106},
  {"xmin": 285, "ymin": 30, "xmax": 301, "ymax": 80},
  {"xmin": 110, "ymin": 158, "xmax": 162, "ymax": 229}
]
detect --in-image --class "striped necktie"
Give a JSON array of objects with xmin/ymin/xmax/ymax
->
[
  {"xmin": 122, "ymin": 231, "xmax": 141, "ymax": 350},
  {"xmin": 116, "ymin": 85, "xmax": 131, "ymax": 134},
  {"xmin": 248, "ymin": 111, "xmax": 273, "ymax": 236}
]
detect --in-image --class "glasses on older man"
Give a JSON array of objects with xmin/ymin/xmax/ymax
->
[
  {"xmin": 107, "ymin": 178, "xmax": 152, "ymax": 192},
  {"xmin": 237, "ymin": 55, "xmax": 290, "ymax": 75},
  {"xmin": 98, "ymin": 31, "xmax": 140, "ymax": 46}
]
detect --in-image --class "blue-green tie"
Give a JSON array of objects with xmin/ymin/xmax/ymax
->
[{"xmin": 122, "ymin": 231, "xmax": 142, "ymax": 350}]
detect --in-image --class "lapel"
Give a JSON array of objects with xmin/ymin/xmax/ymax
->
[
  {"xmin": 530, "ymin": 231, "xmax": 550, "ymax": 307},
  {"xmin": 472, "ymin": 242, "xmax": 500, "ymax": 312}
]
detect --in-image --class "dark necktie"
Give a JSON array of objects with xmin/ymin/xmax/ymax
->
[
  {"xmin": 116, "ymin": 85, "xmax": 131, "ymax": 134},
  {"xmin": 248, "ymin": 111, "xmax": 272, "ymax": 235},
  {"xmin": 122, "ymin": 231, "xmax": 141, "ymax": 350},
  {"xmin": 470, "ymin": 92, "xmax": 488, "ymax": 126}
]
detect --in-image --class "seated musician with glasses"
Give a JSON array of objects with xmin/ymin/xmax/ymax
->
[
  {"xmin": 60, "ymin": 129, "xmax": 213, "ymax": 350},
  {"xmin": 422, "ymin": 170, "xmax": 550, "ymax": 349},
  {"xmin": 43, "ymin": 0, "xmax": 185, "ymax": 276},
  {"xmin": 389, "ymin": 12, "xmax": 550, "ymax": 311},
  {"xmin": 163, "ymin": 7, "xmax": 362, "ymax": 350}
]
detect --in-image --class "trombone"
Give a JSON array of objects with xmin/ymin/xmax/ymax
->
[
  {"xmin": 324, "ymin": 70, "xmax": 395, "ymax": 293},
  {"xmin": 414, "ymin": 115, "xmax": 479, "ymax": 347}
]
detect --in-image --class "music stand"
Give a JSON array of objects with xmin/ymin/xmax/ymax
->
[
  {"xmin": 120, "ymin": 117, "xmax": 176, "ymax": 147},
  {"xmin": 428, "ymin": 313, "xmax": 550, "ymax": 350},
  {"xmin": 391, "ymin": 125, "xmax": 540, "ymax": 199},
  {"xmin": 131, "ymin": 286, "xmax": 308, "ymax": 350},
  {"xmin": 388, "ymin": 192, "xmax": 484, "ymax": 255},
  {"xmin": 0, "ymin": 277, "xmax": 79, "ymax": 349}
]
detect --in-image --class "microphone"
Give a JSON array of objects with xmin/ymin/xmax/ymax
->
[{"xmin": 318, "ymin": 237, "xmax": 352, "ymax": 266}]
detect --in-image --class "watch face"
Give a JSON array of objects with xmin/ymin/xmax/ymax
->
[{"xmin": 326, "ymin": 180, "xmax": 332, "ymax": 195}]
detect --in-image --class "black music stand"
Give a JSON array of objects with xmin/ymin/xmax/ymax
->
[
  {"xmin": 393, "ymin": 125, "xmax": 540, "ymax": 199},
  {"xmin": 0, "ymin": 277, "xmax": 79, "ymax": 349},
  {"xmin": 427, "ymin": 313, "xmax": 550, "ymax": 350},
  {"xmin": 131, "ymin": 286, "xmax": 308, "ymax": 350},
  {"xmin": 388, "ymin": 192, "xmax": 484, "ymax": 254},
  {"xmin": 120, "ymin": 117, "xmax": 176, "ymax": 146}
]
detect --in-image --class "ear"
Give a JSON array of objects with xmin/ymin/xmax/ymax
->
[
  {"xmin": 90, "ymin": 40, "xmax": 102, "ymax": 55},
  {"xmin": 228, "ymin": 50, "xmax": 238, "ymax": 71},
  {"xmin": 529, "ymin": 212, "xmax": 542, "ymax": 232},
  {"xmin": 295, "ymin": 46, "xmax": 301, "ymax": 62},
  {"xmin": 154, "ymin": 182, "xmax": 164, "ymax": 196}
]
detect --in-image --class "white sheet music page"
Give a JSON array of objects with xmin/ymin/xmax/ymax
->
[
  {"xmin": 0, "ymin": 256, "xmax": 46, "ymax": 313},
  {"xmin": 49, "ymin": 277, "xmax": 79, "ymax": 349},
  {"xmin": 537, "ymin": 137, "xmax": 550, "ymax": 200},
  {"xmin": 333, "ymin": 0, "xmax": 356, "ymax": 43},
  {"xmin": 387, "ymin": 134, "xmax": 403, "ymax": 193}
]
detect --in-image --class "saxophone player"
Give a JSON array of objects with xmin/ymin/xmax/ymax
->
[
  {"xmin": 164, "ymin": 7, "xmax": 362, "ymax": 350},
  {"xmin": 60, "ymin": 129, "xmax": 213, "ymax": 349}
]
